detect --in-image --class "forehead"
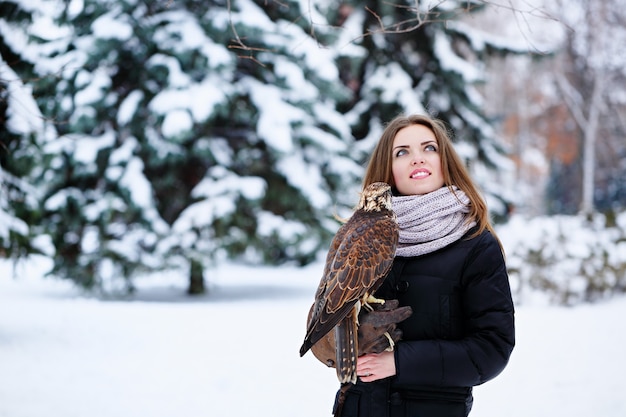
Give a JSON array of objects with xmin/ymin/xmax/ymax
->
[{"xmin": 393, "ymin": 124, "xmax": 437, "ymax": 145}]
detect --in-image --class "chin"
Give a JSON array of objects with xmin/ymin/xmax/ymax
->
[{"xmin": 412, "ymin": 186, "xmax": 439, "ymax": 195}]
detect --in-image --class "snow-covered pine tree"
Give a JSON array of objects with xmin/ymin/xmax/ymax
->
[
  {"xmin": 0, "ymin": 68, "xmax": 39, "ymax": 258},
  {"xmin": 0, "ymin": 0, "xmax": 50, "ymax": 258},
  {"xmin": 25, "ymin": 0, "xmax": 360, "ymax": 292},
  {"xmin": 331, "ymin": 0, "xmax": 532, "ymax": 218},
  {"xmin": 6, "ymin": 0, "xmax": 535, "ymax": 291},
  {"xmin": 192, "ymin": 0, "xmax": 362, "ymax": 266}
]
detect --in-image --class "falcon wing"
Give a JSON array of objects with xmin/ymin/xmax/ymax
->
[{"xmin": 299, "ymin": 211, "xmax": 397, "ymax": 357}]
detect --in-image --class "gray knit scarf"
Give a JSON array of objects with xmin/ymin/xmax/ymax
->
[{"xmin": 392, "ymin": 186, "xmax": 476, "ymax": 257}]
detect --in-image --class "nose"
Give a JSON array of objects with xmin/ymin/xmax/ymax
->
[{"xmin": 411, "ymin": 154, "xmax": 425, "ymax": 165}]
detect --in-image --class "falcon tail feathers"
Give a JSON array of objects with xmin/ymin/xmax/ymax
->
[
  {"xmin": 300, "ymin": 300, "xmax": 359, "ymax": 358},
  {"xmin": 335, "ymin": 313, "xmax": 358, "ymax": 384}
]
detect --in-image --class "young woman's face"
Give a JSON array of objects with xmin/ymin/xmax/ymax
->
[{"xmin": 391, "ymin": 124, "xmax": 445, "ymax": 196}]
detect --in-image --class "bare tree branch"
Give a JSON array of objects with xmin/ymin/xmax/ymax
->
[
  {"xmin": 226, "ymin": 0, "xmax": 272, "ymax": 66},
  {"xmin": 222, "ymin": 0, "xmax": 563, "ymax": 65},
  {"xmin": 554, "ymin": 72, "xmax": 587, "ymax": 129}
]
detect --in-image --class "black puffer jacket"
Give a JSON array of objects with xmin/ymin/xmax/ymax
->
[{"xmin": 335, "ymin": 229, "xmax": 515, "ymax": 417}]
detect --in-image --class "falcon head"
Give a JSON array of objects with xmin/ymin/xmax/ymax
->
[{"xmin": 358, "ymin": 182, "xmax": 393, "ymax": 212}]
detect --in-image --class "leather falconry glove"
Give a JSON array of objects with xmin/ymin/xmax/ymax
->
[{"xmin": 308, "ymin": 299, "xmax": 412, "ymax": 368}]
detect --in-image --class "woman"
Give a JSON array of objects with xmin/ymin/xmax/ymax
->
[{"xmin": 335, "ymin": 114, "xmax": 515, "ymax": 417}]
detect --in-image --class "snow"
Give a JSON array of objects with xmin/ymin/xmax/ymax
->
[
  {"xmin": 117, "ymin": 90, "xmax": 144, "ymax": 125},
  {"xmin": 92, "ymin": 12, "xmax": 133, "ymax": 41},
  {"xmin": 499, "ymin": 213, "xmax": 626, "ymax": 305},
  {"xmin": 66, "ymin": 0, "xmax": 84, "ymax": 19},
  {"xmin": 244, "ymin": 78, "xmax": 303, "ymax": 154},
  {"xmin": 118, "ymin": 157, "xmax": 169, "ymax": 235},
  {"xmin": 171, "ymin": 174, "xmax": 265, "ymax": 233},
  {"xmin": 147, "ymin": 75, "xmax": 228, "ymax": 124},
  {"xmin": 0, "ymin": 58, "xmax": 45, "ymax": 135},
  {"xmin": 457, "ymin": 0, "xmax": 566, "ymax": 53},
  {"xmin": 191, "ymin": 167, "xmax": 266, "ymax": 202},
  {"xmin": 0, "ymin": 188, "xmax": 29, "ymax": 239},
  {"xmin": 366, "ymin": 62, "xmax": 427, "ymax": 114},
  {"xmin": 71, "ymin": 129, "xmax": 116, "ymax": 165},
  {"xmin": 273, "ymin": 56, "xmax": 319, "ymax": 100},
  {"xmin": 257, "ymin": 210, "xmax": 307, "ymax": 239},
  {"xmin": 146, "ymin": 54, "xmax": 192, "ymax": 88},
  {"xmin": 162, "ymin": 109, "xmax": 193, "ymax": 138},
  {"xmin": 434, "ymin": 31, "xmax": 482, "ymax": 83},
  {"xmin": 277, "ymin": 154, "xmax": 331, "ymax": 209},
  {"xmin": 1, "ymin": 257, "xmax": 626, "ymax": 417},
  {"xmin": 74, "ymin": 68, "xmax": 111, "ymax": 107},
  {"xmin": 275, "ymin": 20, "xmax": 339, "ymax": 83}
]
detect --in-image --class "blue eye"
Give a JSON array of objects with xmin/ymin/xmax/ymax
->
[
  {"xmin": 425, "ymin": 144, "xmax": 437, "ymax": 152},
  {"xmin": 395, "ymin": 149, "xmax": 408, "ymax": 157}
]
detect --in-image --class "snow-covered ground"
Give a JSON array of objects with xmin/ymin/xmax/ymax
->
[{"xmin": 1, "ymin": 256, "xmax": 625, "ymax": 417}]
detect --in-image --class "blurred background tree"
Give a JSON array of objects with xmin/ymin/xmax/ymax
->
[
  {"xmin": 478, "ymin": 0, "xmax": 626, "ymax": 217},
  {"xmin": 0, "ymin": 0, "xmax": 47, "ymax": 259},
  {"xmin": 2, "ymin": 0, "xmax": 625, "ymax": 297}
]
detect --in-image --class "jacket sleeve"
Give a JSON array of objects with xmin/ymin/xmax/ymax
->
[{"xmin": 393, "ymin": 232, "xmax": 515, "ymax": 387}]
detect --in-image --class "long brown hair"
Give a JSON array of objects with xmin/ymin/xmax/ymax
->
[{"xmin": 362, "ymin": 113, "xmax": 502, "ymax": 248}]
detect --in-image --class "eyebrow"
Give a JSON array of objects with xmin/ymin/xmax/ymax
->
[{"xmin": 392, "ymin": 140, "xmax": 437, "ymax": 150}]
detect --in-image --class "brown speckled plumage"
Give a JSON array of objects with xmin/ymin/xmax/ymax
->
[{"xmin": 299, "ymin": 182, "xmax": 399, "ymax": 384}]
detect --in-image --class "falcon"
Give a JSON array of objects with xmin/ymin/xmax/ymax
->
[{"xmin": 299, "ymin": 182, "xmax": 399, "ymax": 384}]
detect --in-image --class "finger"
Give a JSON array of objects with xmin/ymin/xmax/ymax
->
[
  {"xmin": 358, "ymin": 372, "xmax": 379, "ymax": 383},
  {"xmin": 357, "ymin": 364, "xmax": 373, "ymax": 378},
  {"xmin": 358, "ymin": 353, "xmax": 378, "ymax": 364},
  {"xmin": 356, "ymin": 361, "xmax": 369, "ymax": 373},
  {"xmin": 356, "ymin": 356, "xmax": 376, "ymax": 373}
]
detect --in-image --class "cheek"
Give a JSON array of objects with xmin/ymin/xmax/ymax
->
[
  {"xmin": 391, "ymin": 162, "xmax": 403, "ymax": 184},
  {"xmin": 429, "ymin": 155, "xmax": 443, "ymax": 173}
]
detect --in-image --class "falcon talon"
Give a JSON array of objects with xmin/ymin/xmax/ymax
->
[
  {"xmin": 383, "ymin": 331, "xmax": 395, "ymax": 351},
  {"xmin": 362, "ymin": 294, "xmax": 386, "ymax": 312},
  {"xmin": 365, "ymin": 294, "xmax": 386, "ymax": 305}
]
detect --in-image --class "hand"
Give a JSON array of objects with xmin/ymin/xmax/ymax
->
[
  {"xmin": 333, "ymin": 351, "xmax": 398, "ymax": 417},
  {"xmin": 308, "ymin": 300, "xmax": 412, "ymax": 369},
  {"xmin": 358, "ymin": 300, "xmax": 411, "ymax": 354},
  {"xmin": 356, "ymin": 351, "xmax": 396, "ymax": 382}
]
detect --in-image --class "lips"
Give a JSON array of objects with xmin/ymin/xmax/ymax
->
[{"xmin": 410, "ymin": 168, "xmax": 430, "ymax": 179}]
